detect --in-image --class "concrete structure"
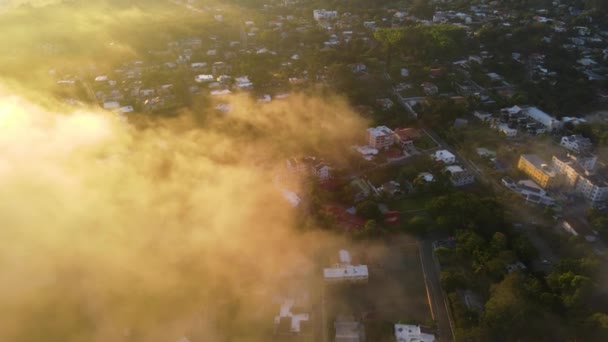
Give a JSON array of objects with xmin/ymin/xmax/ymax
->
[
  {"xmin": 560, "ymin": 135, "xmax": 592, "ymax": 153},
  {"xmin": 367, "ymin": 126, "xmax": 395, "ymax": 150},
  {"xmin": 517, "ymin": 154, "xmax": 558, "ymax": 189},
  {"xmin": 335, "ymin": 315, "xmax": 365, "ymax": 342},
  {"xmin": 552, "ymin": 154, "xmax": 606, "ymax": 204},
  {"xmin": 324, "ymin": 250, "xmax": 368, "ymax": 284},
  {"xmin": 431, "ymin": 150, "xmax": 456, "ymax": 164},
  {"xmin": 394, "ymin": 324, "xmax": 435, "ymax": 342}
]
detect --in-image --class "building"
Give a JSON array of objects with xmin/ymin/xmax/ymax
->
[
  {"xmin": 560, "ymin": 135, "xmax": 592, "ymax": 153},
  {"xmin": 552, "ymin": 155, "xmax": 582, "ymax": 188},
  {"xmin": 516, "ymin": 180, "xmax": 555, "ymax": 206},
  {"xmin": 517, "ymin": 154, "xmax": 558, "ymax": 189},
  {"xmin": 394, "ymin": 324, "xmax": 435, "ymax": 342},
  {"xmin": 312, "ymin": 161, "xmax": 332, "ymax": 182},
  {"xmin": 367, "ymin": 126, "xmax": 395, "ymax": 149},
  {"xmin": 393, "ymin": 128, "xmax": 418, "ymax": 148},
  {"xmin": 575, "ymin": 173, "xmax": 608, "ymax": 204},
  {"xmin": 521, "ymin": 106, "xmax": 563, "ymax": 132},
  {"xmin": 335, "ymin": 315, "xmax": 365, "ymax": 342},
  {"xmin": 274, "ymin": 299, "xmax": 310, "ymax": 335},
  {"xmin": 431, "ymin": 150, "xmax": 456, "ymax": 164},
  {"xmin": 497, "ymin": 123, "xmax": 518, "ymax": 137},
  {"xmin": 445, "ymin": 165, "xmax": 475, "ymax": 187},
  {"xmin": 324, "ymin": 250, "xmax": 368, "ymax": 284},
  {"xmin": 313, "ymin": 9, "xmax": 338, "ymax": 21}
]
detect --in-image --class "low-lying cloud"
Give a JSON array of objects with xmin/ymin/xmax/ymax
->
[{"xmin": 0, "ymin": 88, "xmax": 366, "ymax": 341}]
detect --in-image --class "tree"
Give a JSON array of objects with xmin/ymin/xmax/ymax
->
[
  {"xmin": 356, "ymin": 200, "xmax": 382, "ymax": 220},
  {"xmin": 373, "ymin": 28, "xmax": 405, "ymax": 70}
]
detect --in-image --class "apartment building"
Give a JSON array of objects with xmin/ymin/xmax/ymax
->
[
  {"xmin": 367, "ymin": 126, "xmax": 395, "ymax": 149},
  {"xmin": 517, "ymin": 154, "xmax": 558, "ymax": 189}
]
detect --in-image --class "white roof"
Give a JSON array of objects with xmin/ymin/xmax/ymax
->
[
  {"xmin": 395, "ymin": 324, "xmax": 435, "ymax": 342},
  {"xmin": 118, "ymin": 105, "xmax": 134, "ymax": 113},
  {"xmin": 367, "ymin": 126, "xmax": 394, "ymax": 137},
  {"xmin": 354, "ymin": 145, "xmax": 378, "ymax": 155},
  {"xmin": 274, "ymin": 299, "xmax": 309, "ymax": 333},
  {"xmin": 210, "ymin": 89, "xmax": 232, "ymax": 96},
  {"xmin": 432, "ymin": 149, "xmax": 456, "ymax": 162},
  {"xmin": 94, "ymin": 75, "xmax": 108, "ymax": 82},
  {"xmin": 445, "ymin": 165, "xmax": 464, "ymax": 173},
  {"xmin": 281, "ymin": 189, "xmax": 301, "ymax": 207},
  {"xmin": 195, "ymin": 74, "xmax": 214, "ymax": 83},
  {"xmin": 323, "ymin": 265, "xmax": 368, "ymax": 279},
  {"xmin": 418, "ymin": 172, "xmax": 434, "ymax": 182},
  {"xmin": 524, "ymin": 106, "xmax": 557, "ymax": 127}
]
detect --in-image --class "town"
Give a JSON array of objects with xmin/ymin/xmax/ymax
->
[{"xmin": 1, "ymin": 0, "xmax": 608, "ymax": 341}]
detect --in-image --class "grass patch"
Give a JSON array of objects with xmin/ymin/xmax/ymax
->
[
  {"xmin": 389, "ymin": 196, "xmax": 429, "ymax": 212},
  {"xmin": 414, "ymin": 134, "xmax": 438, "ymax": 150}
]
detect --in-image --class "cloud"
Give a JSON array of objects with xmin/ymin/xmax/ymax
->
[{"xmin": 0, "ymin": 87, "xmax": 367, "ymax": 341}]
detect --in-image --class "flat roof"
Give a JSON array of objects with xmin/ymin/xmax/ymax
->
[{"xmin": 324, "ymin": 265, "xmax": 368, "ymax": 279}]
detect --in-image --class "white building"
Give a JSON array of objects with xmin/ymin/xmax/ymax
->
[
  {"xmin": 313, "ymin": 9, "xmax": 338, "ymax": 21},
  {"xmin": 235, "ymin": 76, "xmax": 253, "ymax": 89},
  {"xmin": 445, "ymin": 165, "xmax": 475, "ymax": 187},
  {"xmin": 575, "ymin": 174, "xmax": 608, "ymax": 204},
  {"xmin": 395, "ymin": 324, "xmax": 435, "ymax": 342},
  {"xmin": 274, "ymin": 299, "xmax": 310, "ymax": 335},
  {"xmin": 560, "ymin": 135, "xmax": 592, "ymax": 153},
  {"xmin": 521, "ymin": 106, "xmax": 563, "ymax": 132},
  {"xmin": 367, "ymin": 126, "xmax": 395, "ymax": 149},
  {"xmin": 431, "ymin": 150, "xmax": 456, "ymax": 164},
  {"xmin": 324, "ymin": 265, "xmax": 368, "ymax": 283},
  {"xmin": 324, "ymin": 250, "xmax": 368, "ymax": 284}
]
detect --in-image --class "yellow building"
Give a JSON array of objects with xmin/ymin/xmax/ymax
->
[{"xmin": 518, "ymin": 154, "xmax": 558, "ymax": 189}]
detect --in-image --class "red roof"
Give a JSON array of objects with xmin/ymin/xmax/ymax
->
[{"xmin": 322, "ymin": 204, "xmax": 366, "ymax": 231}]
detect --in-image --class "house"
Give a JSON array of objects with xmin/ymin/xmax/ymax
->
[
  {"xmin": 312, "ymin": 161, "xmax": 332, "ymax": 182},
  {"xmin": 335, "ymin": 315, "xmax": 365, "ymax": 342},
  {"xmin": 274, "ymin": 298, "xmax": 310, "ymax": 335},
  {"xmin": 195, "ymin": 74, "xmax": 214, "ymax": 83},
  {"xmin": 394, "ymin": 324, "xmax": 435, "ymax": 342},
  {"xmin": 445, "ymin": 165, "xmax": 475, "ymax": 187},
  {"xmin": 234, "ymin": 76, "xmax": 253, "ymax": 89},
  {"xmin": 418, "ymin": 172, "xmax": 435, "ymax": 183},
  {"xmin": 560, "ymin": 135, "xmax": 592, "ymax": 154},
  {"xmin": 401, "ymin": 68, "xmax": 410, "ymax": 77},
  {"xmin": 103, "ymin": 101, "xmax": 120, "ymax": 110},
  {"xmin": 367, "ymin": 126, "xmax": 395, "ymax": 149},
  {"xmin": 324, "ymin": 250, "xmax": 368, "ymax": 284},
  {"xmin": 476, "ymin": 148, "xmax": 496, "ymax": 158},
  {"xmin": 313, "ymin": 9, "xmax": 338, "ymax": 21},
  {"xmin": 393, "ymin": 128, "xmax": 419, "ymax": 148},
  {"xmin": 421, "ymin": 82, "xmax": 439, "ymax": 96},
  {"xmin": 497, "ymin": 124, "xmax": 518, "ymax": 137},
  {"xmin": 474, "ymin": 110, "xmax": 493, "ymax": 122},
  {"xmin": 380, "ymin": 181, "xmax": 402, "ymax": 197},
  {"xmin": 517, "ymin": 154, "xmax": 558, "ymax": 189},
  {"xmin": 431, "ymin": 150, "xmax": 456, "ymax": 164}
]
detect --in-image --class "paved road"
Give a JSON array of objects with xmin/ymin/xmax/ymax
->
[{"xmin": 419, "ymin": 239, "xmax": 454, "ymax": 342}]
